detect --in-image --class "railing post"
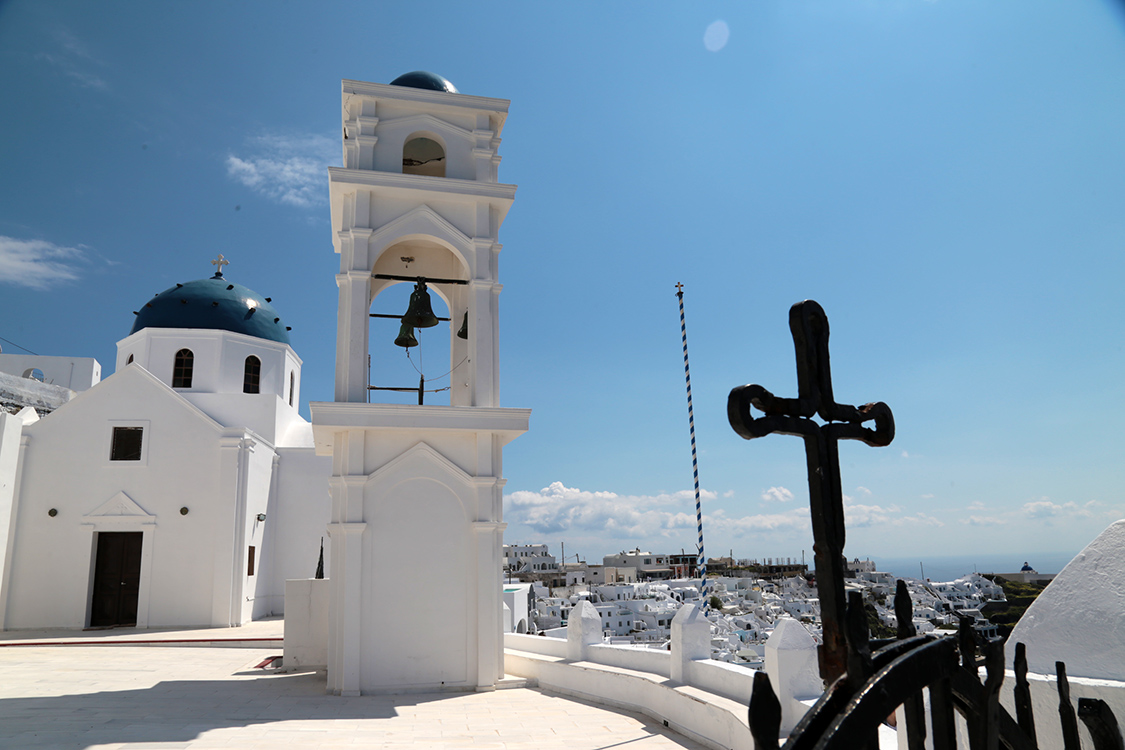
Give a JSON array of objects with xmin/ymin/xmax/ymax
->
[
  {"xmin": 895, "ymin": 580, "xmax": 928, "ymax": 750},
  {"xmin": 1013, "ymin": 641, "xmax": 1037, "ymax": 745},
  {"xmin": 1079, "ymin": 698, "xmax": 1125, "ymax": 750},
  {"xmin": 749, "ymin": 671, "xmax": 782, "ymax": 750},
  {"xmin": 764, "ymin": 617, "xmax": 822, "ymax": 735},
  {"xmin": 566, "ymin": 600, "xmax": 602, "ymax": 661},
  {"xmin": 1057, "ymin": 661, "xmax": 1082, "ymax": 750},
  {"xmin": 670, "ymin": 602, "xmax": 710, "ymax": 683},
  {"xmin": 844, "ymin": 591, "xmax": 878, "ymax": 750}
]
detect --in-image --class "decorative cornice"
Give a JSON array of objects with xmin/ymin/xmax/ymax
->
[
  {"xmin": 328, "ymin": 167, "xmax": 516, "ymax": 203},
  {"xmin": 311, "ymin": 403, "xmax": 530, "ymax": 437},
  {"xmin": 341, "ymin": 79, "xmax": 510, "ymax": 117}
]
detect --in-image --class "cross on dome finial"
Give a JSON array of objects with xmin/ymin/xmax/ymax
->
[{"xmin": 211, "ymin": 254, "xmax": 229, "ymax": 277}]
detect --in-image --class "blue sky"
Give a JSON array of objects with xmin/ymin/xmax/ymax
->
[{"xmin": 2, "ymin": 1, "xmax": 1123, "ymax": 568}]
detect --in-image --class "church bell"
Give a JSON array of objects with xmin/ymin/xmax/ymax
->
[
  {"xmin": 457, "ymin": 311, "xmax": 468, "ymax": 340},
  {"xmin": 401, "ymin": 279, "xmax": 439, "ymax": 329},
  {"xmin": 394, "ymin": 321, "xmax": 418, "ymax": 348}
]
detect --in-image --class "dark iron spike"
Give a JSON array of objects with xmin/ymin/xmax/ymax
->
[
  {"xmin": 895, "ymin": 579, "xmax": 916, "ymax": 640},
  {"xmin": 1078, "ymin": 698, "xmax": 1125, "ymax": 750},
  {"xmin": 980, "ymin": 641, "xmax": 1004, "ymax": 750},
  {"xmin": 1013, "ymin": 642, "xmax": 1037, "ymax": 745},
  {"xmin": 748, "ymin": 671, "xmax": 782, "ymax": 750},
  {"xmin": 958, "ymin": 615, "xmax": 976, "ymax": 671},
  {"xmin": 1058, "ymin": 661, "xmax": 1082, "ymax": 750}
]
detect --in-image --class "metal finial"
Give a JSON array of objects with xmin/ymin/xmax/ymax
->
[{"xmin": 211, "ymin": 254, "xmax": 230, "ymax": 277}]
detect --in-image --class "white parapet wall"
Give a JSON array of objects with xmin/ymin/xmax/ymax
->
[
  {"xmin": 503, "ymin": 602, "xmax": 815, "ymax": 750},
  {"xmin": 283, "ymin": 578, "xmax": 329, "ymax": 670},
  {"xmin": 999, "ymin": 670, "xmax": 1125, "ymax": 750}
]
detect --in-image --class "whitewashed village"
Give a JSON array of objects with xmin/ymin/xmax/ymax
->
[
  {"xmin": 500, "ymin": 544, "xmax": 1017, "ymax": 664},
  {"xmin": 2, "ymin": 68, "xmax": 1123, "ymax": 750}
]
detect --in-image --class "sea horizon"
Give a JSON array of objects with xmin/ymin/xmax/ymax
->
[{"xmin": 868, "ymin": 551, "xmax": 1077, "ymax": 583}]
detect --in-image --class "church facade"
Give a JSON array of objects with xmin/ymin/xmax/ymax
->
[{"xmin": 0, "ymin": 267, "xmax": 331, "ymax": 630}]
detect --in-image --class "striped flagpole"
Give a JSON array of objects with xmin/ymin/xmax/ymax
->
[{"xmin": 675, "ymin": 283, "xmax": 707, "ymax": 610}]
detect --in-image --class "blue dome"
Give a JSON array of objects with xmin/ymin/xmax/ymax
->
[
  {"xmin": 131, "ymin": 274, "xmax": 290, "ymax": 344},
  {"xmin": 389, "ymin": 71, "xmax": 458, "ymax": 94}
]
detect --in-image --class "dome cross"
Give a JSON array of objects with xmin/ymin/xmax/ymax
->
[{"xmin": 211, "ymin": 254, "xmax": 229, "ymax": 277}]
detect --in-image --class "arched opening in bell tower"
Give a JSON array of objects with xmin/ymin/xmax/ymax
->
[
  {"xmin": 402, "ymin": 134, "xmax": 446, "ymax": 178},
  {"xmin": 367, "ymin": 238, "xmax": 470, "ymax": 407}
]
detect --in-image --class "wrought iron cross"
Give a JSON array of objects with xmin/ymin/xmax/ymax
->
[{"xmin": 727, "ymin": 300, "xmax": 894, "ymax": 684}]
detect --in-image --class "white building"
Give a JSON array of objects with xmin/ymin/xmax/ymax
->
[
  {"xmin": 603, "ymin": 548, "xmax": 673, "ymax": 580},
  {"xmin": 503, "ymin": 543, "xmax": 558, "ymax": 575},
  {"xmin": 0, "ymin": 266, "xmax": 331, "ymax": 630}
]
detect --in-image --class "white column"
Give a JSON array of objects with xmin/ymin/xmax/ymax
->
[
  {"xmin": 473, "ymin": 520, "xmax": 505, "ymax": 688},
  {"xmin": 326, "ymin": 521, "xmax": 366, "ymax": 696},
  {"xmin": 334, "ymin": 271, "xmax": 372, "ymax": 403},
  {"xmin": 469, "ymin": 280, "xmax": 495, "ymax": 407},
  {"xmin": 213, "ymin": 433, "xmax": 254, "ymax": 627}
]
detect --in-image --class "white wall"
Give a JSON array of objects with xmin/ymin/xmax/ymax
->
[
  {"xmin": 361, "ymin": 470, "xmax": 472, "ymax": 690},
  {"xmin": 116, "ymin": 328, "xmax": 299, "ymax": 404},
  {"xmin": 255, "ymin": 446, "xmax": 332, "ymax": 617},
  {"xmin": 2, "ymin": 368, "xmax": 229, "ymax": 629}
]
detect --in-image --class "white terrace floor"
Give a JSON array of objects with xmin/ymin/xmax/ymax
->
[{"xmin": 0, "ymin": 620, "xmax": 708, "ymax": 750}]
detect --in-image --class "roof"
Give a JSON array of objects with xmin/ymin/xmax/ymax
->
[{"xmin": 130, "ymin": 273, "xmax": 290, "ymax": 344}]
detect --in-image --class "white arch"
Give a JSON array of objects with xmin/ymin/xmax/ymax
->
[{"xmin": 367, "ymin": 205, "xmax": 473, "ymax": 280}]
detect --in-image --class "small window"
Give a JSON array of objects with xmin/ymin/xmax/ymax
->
[
  {"xmin": 172, "ymin": 349, "xmax": 193, "ymax": 388},
  {"xmin": 248, "ymin": 546, "xmax": 256, "ymax": 576},
  {"xmin": 288, "ymin": 371, "xmax": 295, "ymax": 406},
  {"xmin": 23, "ymin": 368, "xmax": 45, "ymax": 382},
  {"xmin": 243, "ymin": 356, "xmax": 261, "ymax": 394},
  {"xmin": 402, "ymin": 136, "xmax": 445, "ymax": 177},
  {"xmin": 126, "ymin": 354, "xmax": 134, "ymax": 365},
  {"xmin": 110, "ymin": 427, "xmax": 144, "ymax": 461}
]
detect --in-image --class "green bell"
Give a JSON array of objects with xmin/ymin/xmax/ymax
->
[
  {"xmin": 457, "ymin": 311, "xmax": 468, "ymax": 340},
  {"xmin": 401, "ymin": 279, "xmax": 439, "ymax": 328},
  {"xmin": 394, "ymin": 321, "xmax": 418, "ymax": 348}
]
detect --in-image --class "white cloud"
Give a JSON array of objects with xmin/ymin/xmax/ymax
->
[
  {"xmin": 36, "ymin": 29, "xmax": 108, "ymax": 91},
  {"xmin": 1022, "ymin": 499, "xmax": 1092, "ymax": 520},
  {"xmin": 959, "ymin": 515, "xmax": 1005, "ymax": 526},
  {"xmin": 505, "ymin": 481, "xmax": 805, "ymax": 540},
  {"xmin": 761, "ymin": 486, "xmax": 794, "ymax": 504},
  {"xmin": 842, "ymin": 495, "xmax": 943, "ymax": 529},
  {"xmin": 0, "ymin": 236, "xmax": 86, "ymax": 290},
  {"xmin": 226, "ymin": 134, "xmax": 336, "ymax": 207}
]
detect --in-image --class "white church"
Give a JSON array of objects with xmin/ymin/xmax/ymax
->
[
  {"xmin": 0, "ymin": 263, "xmax": 332, "ymax": 631},
  {"xmin": 0, "ymin": 70, "xmax": 529, "ymax": 694}
]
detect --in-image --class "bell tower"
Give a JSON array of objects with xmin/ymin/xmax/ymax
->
[{"xmin": 311, "ymin": 72, "xmax": 530, "ymax": 695}]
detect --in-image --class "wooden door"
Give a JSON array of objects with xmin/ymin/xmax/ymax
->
[{"xmin": 90, "ymin": 532, "xmax": 142, "ymax": 627}]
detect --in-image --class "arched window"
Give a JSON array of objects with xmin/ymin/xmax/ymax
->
[
  {"xmin": 126, "ymin": 354, "xmax": 134, "ymax": 365},
  {"xmin": 23, "ymin": 368, "xmax": 45, "ymax": 382},
  {"xmin": 243, "ymin": 356, "xmax": 261, "ymax": 394},
  {"xmin": 172, "ymin": 349, "xmax": 193, "ymax": 388},
  {"xmin": 289, "ymin": 371, "xmax": 295, "ymax": 406},
  {"xmin": 402, "ymin": 136, "xmax": 445, "ymax": 177}
]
